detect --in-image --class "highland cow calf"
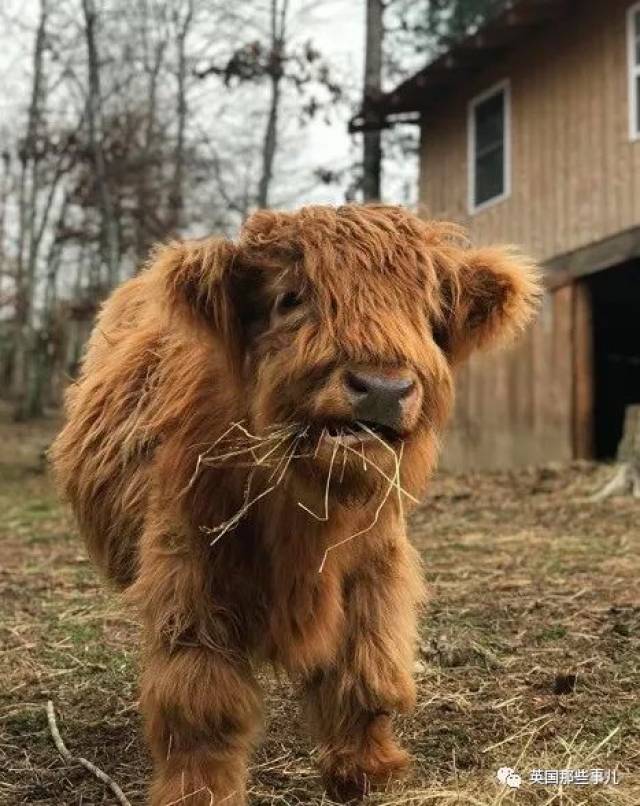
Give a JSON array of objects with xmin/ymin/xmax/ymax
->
[{"xmin": 52, "ymin": 204, "xmax": 540, "ymax": 805}]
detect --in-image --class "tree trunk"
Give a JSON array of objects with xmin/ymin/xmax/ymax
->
[
  {"xmin": 136, "ymin": 37, "xmax": 165, "ymax": 259},
  {"xmin": 167, "ymin": 0, "xmax": 194, "ymax": 235},
  {"xmin": 362, "ymin": 0, "xmax": 383, "ymax": 202},
  {"xmin": 591, "ymin": 405, "xmax": 640, "ymax": 500},
  {"xmin": 257, "ymin": 0, "xmax": 288, "ymax": 209},
  {"xmin": 258, "ymin": 72, "xmax": 282, "ymax": 209},
  {"xmin": 12, "ymin": 0, "xmax": 48, "ymax": 420},
  {"xmin": 0, "ymin": 151, "xmax": 9, "ymax": 296},
  {"xmin": 82, "ymin": 0, "xmax": 120, "ymax": 290},
  {"xmin": 39, "ymin": 192, "xmax": 69, "ymax": 408}
]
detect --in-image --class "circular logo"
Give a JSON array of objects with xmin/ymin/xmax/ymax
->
[
  {"xmin": 506, "ymin": 773, "xmax": 522, "ymax": 789},
  {"xmin": 497, "ymin": 767, "xmax": 522, "ymax": 788}
]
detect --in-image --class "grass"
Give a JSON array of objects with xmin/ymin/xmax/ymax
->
[{"xmin": 0, "ymin": 411, "xmax": 639, "ymax": 804}]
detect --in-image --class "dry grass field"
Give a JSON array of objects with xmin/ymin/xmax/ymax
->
[{"xmin": 1, "ymin": 411, "xmax": 639, "ymax": 805}]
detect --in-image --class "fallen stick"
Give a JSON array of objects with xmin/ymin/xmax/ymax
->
[{"xmin": 46, "ymin": 700, "xmax": 132, "ymax": 806}]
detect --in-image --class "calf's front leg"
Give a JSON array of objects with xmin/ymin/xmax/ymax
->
[
  {"xmin": 304, "ymin": 536, "xmax": 426, "ymax": 802},
  {"xmin": 141, "ymin": 644, "xmax": 261, "ymax": 806},
  {"xmin": 128, "ymin": 517, "xmax": 262, "ymax": 806}
]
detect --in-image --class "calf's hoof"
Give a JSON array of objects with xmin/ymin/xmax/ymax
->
[{"xmin": 323, "ymin": 741, "xmax": 411, "ymax": 802}]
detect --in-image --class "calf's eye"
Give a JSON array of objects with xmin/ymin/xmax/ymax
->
[
  {"xmin": 431, "ymin": 321, "xmax": 449, "ymax": 352},
  {"xmin": 275, "ymin": 291, "xmax": 302, "ymax": 314}
]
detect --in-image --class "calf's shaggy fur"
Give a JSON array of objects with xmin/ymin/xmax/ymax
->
[{"xmin": 52, "ymin": 204, "xmax": 541, "ymax": 805}]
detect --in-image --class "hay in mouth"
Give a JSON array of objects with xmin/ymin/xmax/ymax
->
[
  {"xmin": 187, "ymin": 420, "xmax": 417, "ymax": 563},
  {"xmin": 322, "ymin": 420, "xmax": 404, "ymax": 445}
]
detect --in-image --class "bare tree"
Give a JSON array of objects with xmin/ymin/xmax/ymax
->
[
  {"xmin": 257, "ymin": 0, "xmax": 289, "ymax": 208},
  {"xmin": 166, "ymin": 0, "xmax": 195, "ymax": 233},
  {"xmin": 0, "ymin": 0, "xmax": 348, "ymax": 416},
  {"xmin": 81, "ymin": 0, "xmax": 120, "ymax": 288},
  {"xmin": 12, "ymin": 0, "xmax": 49, "ymax": 418},
  {"xmin": 134, "ymin": 0, "xmax": 169, "ymax": 258},
  {"xmin": 0, "ymin": 150, "xmax": 10, "ymax": 300},
  {"xmin": 196, "ymin": 0, "xmax": 344, "ymax": 212},
  {"xmin": 362, "ymin": 0, "xmax": 383, "ymax": 201}
]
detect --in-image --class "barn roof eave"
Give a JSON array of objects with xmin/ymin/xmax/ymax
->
[{"xmin": 349, "ymin": 0, "xmax": 571, "ymax": 134}]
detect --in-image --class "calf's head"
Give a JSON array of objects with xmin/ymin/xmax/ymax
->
[{"xmin": 163, "ymin": 204, "xmax": 541, "ymax": 498}]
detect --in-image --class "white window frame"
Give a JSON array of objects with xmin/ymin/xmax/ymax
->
[
  {"xmin": 467, "ymin": 79, "xmax": 512, "ymax": 215},
  {"xmin": 627, "ymin": 2, "xmax": 640, "ymax": 141}
]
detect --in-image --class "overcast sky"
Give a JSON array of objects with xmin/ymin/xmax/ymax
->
[
  {"xmin": 0, "ymin": 1, "xmax": 414, "ymax": 209},
  {"xmin": 299, "ymin": 1, "xmax": 365, "ymax": 203}
]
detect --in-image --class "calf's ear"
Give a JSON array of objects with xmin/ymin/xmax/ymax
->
[
  {"xmin": 153, "ymin": 237, "xmax": 241, "ymax": 344},
  {"xmin": 435, "ymin": 246, "xmax": 543, "ymax": 364}
]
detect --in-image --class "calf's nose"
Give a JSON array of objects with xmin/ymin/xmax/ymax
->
[{"xmin": 344, "ymin": 369, "xmax": 416, "ymax": 431}]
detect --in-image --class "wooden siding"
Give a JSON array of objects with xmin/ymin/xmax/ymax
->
[
  {"xmin": 419, "ymin": 0, "xmax": 635, "ymax": 469},
  {"xmin": 443, "ymin": 287, "xmax": 577, "ymax": 470},
  {"xmin": 419, "ymin": 0, "xmax": 640, "ymax": 260}
]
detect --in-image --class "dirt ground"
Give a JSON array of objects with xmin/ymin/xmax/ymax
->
[{"xmin": 1, "ymin": 412, "xmax": 639, "ymax": 805}]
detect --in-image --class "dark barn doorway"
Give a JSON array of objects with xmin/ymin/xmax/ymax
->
[{"xmin": 587, "ymin": 261, "xmax": 640, "ymax": 459}]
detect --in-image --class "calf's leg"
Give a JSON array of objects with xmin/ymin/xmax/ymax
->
[
  {"xmin": 141, "ymin": 645, "xmax": 261, "ymax": 806},
  {"xmin": 128, "ymin": 517, "xmax": 262, "ymax": 806},
  {"xmin": 304, "ymin": 539, "xmax": 425, "ymax": 802}
]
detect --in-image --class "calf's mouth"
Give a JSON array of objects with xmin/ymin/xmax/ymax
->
[{"xmin": 315, "ymin": 420, "xmax": 405, "ymax": 446}]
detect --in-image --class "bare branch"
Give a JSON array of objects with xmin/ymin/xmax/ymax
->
[{"xmin": 46, "ymin": 701, "xmax": 132, "ymax": 806}]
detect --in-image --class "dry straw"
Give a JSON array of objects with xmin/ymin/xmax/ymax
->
[{"xmin": 190, "ymin": 420, "xmax": 416, "ymax": 572}]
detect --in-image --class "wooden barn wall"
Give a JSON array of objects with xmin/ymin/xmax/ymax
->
[
  {"xmin": 419, "ymin": 0, "xmax": 640, "ymax": 259},
  {"xmin": 443, "ymin": 286, "xmax": 576, "ymax": 470},
  {"xmin": 419, "ymin": 0, "xmax": 633, "ymax": 468}
]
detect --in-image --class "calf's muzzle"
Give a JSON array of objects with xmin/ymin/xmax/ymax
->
[{"xmin": 344, "ymin": 369, "xmax": 418, "ymax": 434}]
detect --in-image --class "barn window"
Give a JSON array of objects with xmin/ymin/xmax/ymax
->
[
  {"xmin": 628, "ymin": 2, "xmax": 640, "ymax": 139},
  {"xmin": 468, "ymin": 80, "xmax": 511, "ymax": 213}
]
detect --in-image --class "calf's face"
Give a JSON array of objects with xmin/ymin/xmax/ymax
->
[{"xmin": 167, "ymin": 205, "xmax": 541, "ymax": 498}]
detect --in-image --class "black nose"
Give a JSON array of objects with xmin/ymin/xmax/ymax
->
[{"xmin": 344, "ymin": 370, "xmax": 416, "ymax": 432}]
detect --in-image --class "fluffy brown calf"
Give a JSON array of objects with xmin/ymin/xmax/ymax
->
[{"xmin": 52, "ymin": 204, "xmax": 540, "ymax": 805}]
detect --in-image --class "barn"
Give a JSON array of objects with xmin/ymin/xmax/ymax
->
[{"xmin": 354, "ymin": 0, "xmax": 640, "ymax": 469}]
